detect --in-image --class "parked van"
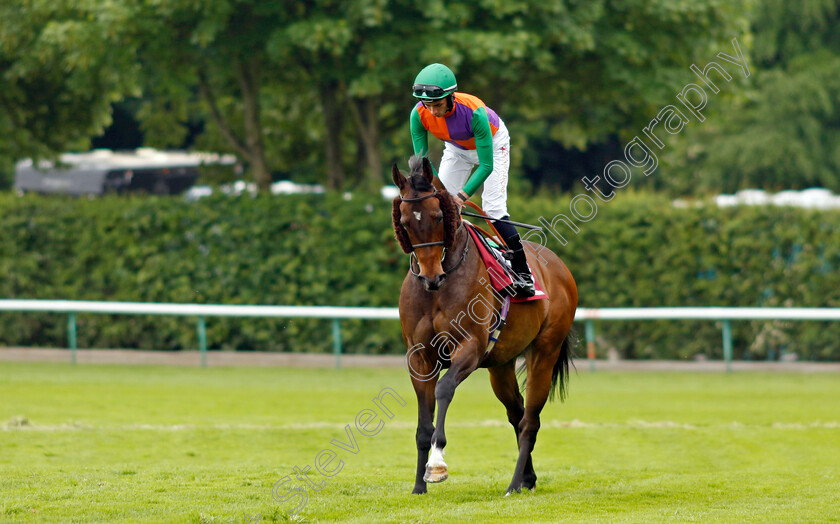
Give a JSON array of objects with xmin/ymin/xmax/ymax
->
[{"xmin": 15, "ymin": 148, "xmax": 236, "ymax": 195}]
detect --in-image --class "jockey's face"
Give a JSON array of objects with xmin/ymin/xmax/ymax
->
[{"xmin": 422, "ymin": 98, "xmax": 449, "ymax": 117}]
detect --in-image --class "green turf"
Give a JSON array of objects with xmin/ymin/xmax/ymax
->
[{"xmin": 1, "ymin": 362, "xmax": 839, "ymax": 523}]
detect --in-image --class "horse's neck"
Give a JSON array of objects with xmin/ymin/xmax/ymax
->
[
  {"xmin": 437, "ymin": 224, "xmax": 483, "ymax": 302},
  {"xmin": 448, "ymin": 222, "xmax": 473, "ymax": 269}
]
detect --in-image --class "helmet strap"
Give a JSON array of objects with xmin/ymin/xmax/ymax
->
[{"xmin": 445, "ymin": 94, "xmax": 454, "ymax": 112}]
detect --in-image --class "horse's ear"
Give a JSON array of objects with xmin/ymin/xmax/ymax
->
[
  {"xmin": 421, "ymin": 157, "xmax": 435, "ymax": 185},
  {"xmin": 392, "ymin": 163, "xmax": 406, "ymax": 189}
]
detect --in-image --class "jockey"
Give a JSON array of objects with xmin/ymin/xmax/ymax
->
[{"xmin": 409, "ymin": 63, "xmax": 535, "ymax": 298}]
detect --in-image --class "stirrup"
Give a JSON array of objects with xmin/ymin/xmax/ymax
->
[{"xmin": 511, "ymin": 274, "xmax": 536, "ymax": 298}]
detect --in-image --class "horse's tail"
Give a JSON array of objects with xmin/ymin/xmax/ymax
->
[
  {"xmin": 550, "ymin": 328, "xmax": 576, "ymax": 402},
  {"xmin": 516, "ymin": 327, "xmax": 577, "ymax": 402}
]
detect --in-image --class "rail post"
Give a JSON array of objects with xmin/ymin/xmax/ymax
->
[
  {"xmin": 585, "ymin": 319, "xmax": 596, "ymax": 372},
  {"xmin": 67, "ymin": 312, "xmax": 77, "ymax": 364},
  {"xmin": 332, "ymin": 319, "xmax": 342, "ymax": 369},
  {"xmin": 197, "ymin": 316, "xmax": 207, "ymax": 368},
  {"xmin": 722, "ymin": 319, "xmax": 733, "ymax": 373}
]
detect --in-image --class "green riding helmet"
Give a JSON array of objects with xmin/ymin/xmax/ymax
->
[{"xmin": 412, "ymin": 63, "xmax": 457, "ymax": 100}]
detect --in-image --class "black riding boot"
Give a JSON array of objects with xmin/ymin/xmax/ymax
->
[{"xmin": 495, "ymin": 217, "xmax": 536, "ymax": 298}]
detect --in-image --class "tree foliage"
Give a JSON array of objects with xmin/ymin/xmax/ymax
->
[
  {"xmin": 684, "ymin": 0, "xmax": 840, "ymax": 193},
  {"xmin": 125, "ymin": 0, "xmax": 311, "ymax": 189},
  {"xmin": 0, "ymin": 0, "xmax": 137, "ymax": 186},
  {"xmin": 1, "ymin": 0, "xmax": 755, "ymax": 192}
]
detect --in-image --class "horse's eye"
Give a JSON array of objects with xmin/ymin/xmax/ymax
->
[{"xmin": 436, "ymin": 214, "xmax": 444, "ymax": 223}]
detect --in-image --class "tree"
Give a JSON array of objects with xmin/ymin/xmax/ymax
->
[
  {"xmin": 331, "ymin": 0, "xmax": 750, "ymax": 191},
  {"xmin": 121, "ymin": 0, "xmax": 310, "ymax": 190},
  {"xmin": 0, "ymin": 0, "xmax": 755, "ymax": 193},
  {"xmin": 327, "ymin": 0, "xmax": 752, "ymax": 191},
  {"xmin": 270, "ymin": 1, "xmax": 429, "ymax": 189},
  {"xmin": 0, "ymin": 0, "xmax": 137, "ymax": 187},
  {"xmin": 429, "ymin": 1, "xmax": 749, "ymax": 173},
  {"xmin": 684, "ymin": 0, "xmax": 840, "ymax": 193}
]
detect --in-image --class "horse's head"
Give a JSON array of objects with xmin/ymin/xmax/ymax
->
[{"xmin": 392, "ymin": 156, "xmax": 460, "ymax": 292}]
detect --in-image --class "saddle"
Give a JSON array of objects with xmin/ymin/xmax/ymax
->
[{"xmin": 462, "ymin": 220, "xmax": 546, "ymax": 304}]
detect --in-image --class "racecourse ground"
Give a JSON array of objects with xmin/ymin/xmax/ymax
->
[{"xmin": 1, "ymin": 361, "xmax": 839, "ymax": 523}]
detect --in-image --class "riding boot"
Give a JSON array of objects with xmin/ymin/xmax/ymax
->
[
  {"xmin": 508, "ymin": 246, "xmax": 536, "ymax": 298},
  {"xmin": 495, "ymin": 219, "xmax": 535, "ymax": 298}
]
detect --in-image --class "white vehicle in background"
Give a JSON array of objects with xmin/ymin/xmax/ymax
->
[
  {"xmin": 15, "ymin": 148, "xmax": 237, "ymax": 196},
  {"xmin": 714, "ymin": 188, "xmax": 840, "ymax": 209}
]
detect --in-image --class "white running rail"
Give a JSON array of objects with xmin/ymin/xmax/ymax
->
[{"xmin": 3, "ymin": 300, "xmax": 839, "ymax": 370}]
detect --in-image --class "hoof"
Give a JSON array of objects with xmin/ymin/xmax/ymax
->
[
  {"xmin": 505, "ymin": 485, "xmax": 534, "ymax": 496},
  {"xmin": 412, "ymin": 486, "xmax": 427, "ymax": 495},
  {"xmin": 423, "ymin": 465, "xmax": 448, "ymax": 483}
]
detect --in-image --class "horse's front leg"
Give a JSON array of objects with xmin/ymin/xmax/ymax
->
[
  {"xmin": 410, "ymin": 372, "xmax": 438, "ymax": 494},
  {"xmin": 425, "ymin": 342, "xmax": 481, "ymax": 483}
]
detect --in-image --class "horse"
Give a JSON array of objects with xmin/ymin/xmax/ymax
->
[{"xmin": 391, "ymin": 155, "xmax": 578, "ymax": 495}]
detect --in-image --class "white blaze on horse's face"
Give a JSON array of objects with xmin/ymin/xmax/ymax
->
[{"xmin": 413, "ymin": 211, "xmax": 422, "ymax": 222}]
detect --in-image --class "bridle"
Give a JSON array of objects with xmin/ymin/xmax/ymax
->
[
  {"xmin": 399, "ymin": 188, "xmax": 470, "ymax": 278},
  {"xmin": 399, "ymin": 188, "xmax": 447, "ymax": 250},
  {"xmin": 408, "ymin": 222, "xmax": 469, "ymax": 278}
]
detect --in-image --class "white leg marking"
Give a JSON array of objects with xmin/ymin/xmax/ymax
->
[{"xmin": 426, "ymin": 443, "xmax": 446, "ymax": 468}]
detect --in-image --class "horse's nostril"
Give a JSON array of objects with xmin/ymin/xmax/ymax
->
[
  {"xmin": 419, "ymin": 275, "xmax": 444, "ymax": 292},
  {"xmin": 419, "ymin": 276, "xmax": 433, "ymax": 291}
]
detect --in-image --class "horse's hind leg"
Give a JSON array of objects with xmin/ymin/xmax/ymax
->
[
  {"xmin": 506, "ymin": 329, "xmax": 570, "ymax": 494},
  {"xmin": 488, "ymin": 361, "xmax": 536, "ymax": 490}
]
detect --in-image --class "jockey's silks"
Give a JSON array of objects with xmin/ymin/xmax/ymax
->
[
  {"xmin": 410, "ymin": 92, "xmax": 502, "ymax": 197},
  {"xmin": 412, "ymin": 93, "xmax": 500, "ymax": 150}
]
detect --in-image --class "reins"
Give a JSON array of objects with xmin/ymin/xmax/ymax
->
[
  {"xmin": 461, "ymin": 200, "xmax": 508, "ymax": 248},
  {"xmin": 398, "ymin": 189, "xmax": 541, "ymax": 283}
]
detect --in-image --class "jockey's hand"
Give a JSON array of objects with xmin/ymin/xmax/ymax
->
[{"xmin": 455, "ymin": 191, "xmax": 468, "ymax": 214}]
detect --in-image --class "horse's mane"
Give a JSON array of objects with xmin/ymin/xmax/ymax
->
[{"xmin": 392, "ymin": 156, "xmax": 460, "ymax": 253}]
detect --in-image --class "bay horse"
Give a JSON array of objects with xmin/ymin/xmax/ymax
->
[{"xmin": 391, "ymin": 156, "xmax": 578, "ymax": 495}]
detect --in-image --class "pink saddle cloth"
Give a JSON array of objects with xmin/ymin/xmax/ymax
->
[{"xmin": 465, "ymin": 223, "xmax": 547, "ymax": 303}]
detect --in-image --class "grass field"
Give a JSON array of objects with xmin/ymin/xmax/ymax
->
[{"xmin": 1, "ymin": 361, "xmax": 839, "ymax": 523}]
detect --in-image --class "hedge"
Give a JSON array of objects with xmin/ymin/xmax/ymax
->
[{"xmin": 2, "ymin": 190, "xmax": 840, "ymax": 360}]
